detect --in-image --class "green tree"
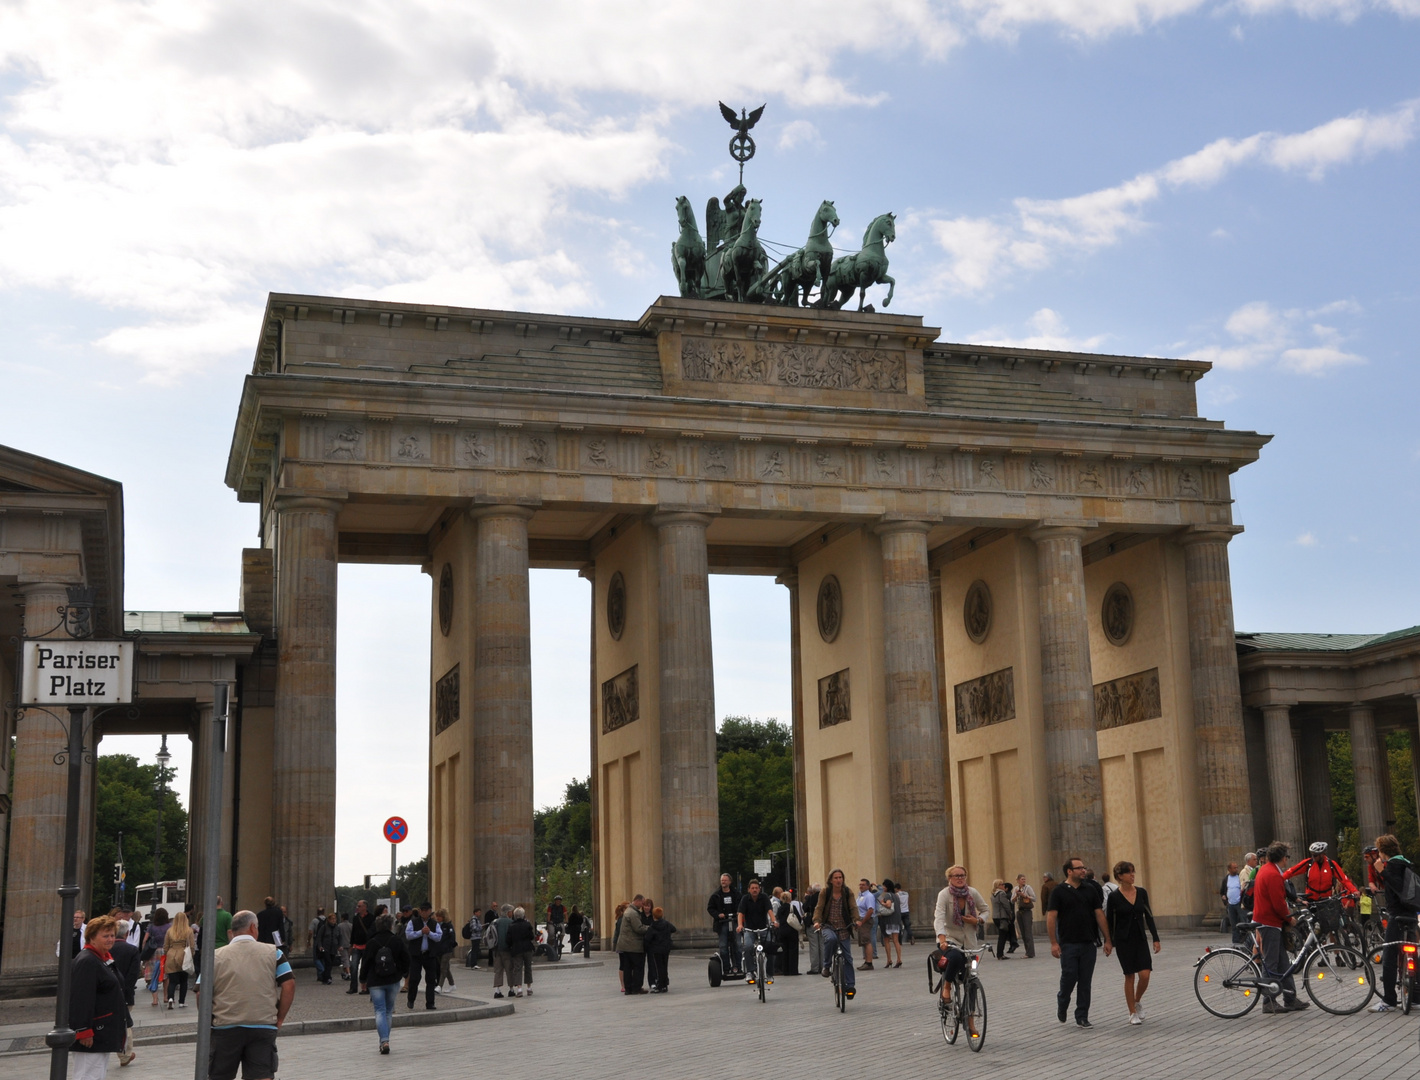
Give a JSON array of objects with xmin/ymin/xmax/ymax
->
[
  {"xmin": 335, "ymin": 854, "xmax": 428, "ymax": 915},
  {"xmin": 1328, "ymin": 730, "xmax": 1419, "ymax": 885},
  {"xmin": 92, "ymin": 754, "xmax": 188, "ymax": 913},
  {"xmin": 716, "ymin": 716, "xmax": 794, "ymax": 888},
  {"xmin": 535, "ymin": 778, "xmax": 593, "ymax": 918}
]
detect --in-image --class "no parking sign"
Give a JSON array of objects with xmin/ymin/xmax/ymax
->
[{"xmin": 383, "ymin": 816, "xmax": 408, "ymax": 844}]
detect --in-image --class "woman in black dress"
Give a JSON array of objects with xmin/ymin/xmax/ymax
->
[{"xmin": 1105, "ymin": 861, "xmax": 1161, "ymax": 1024}]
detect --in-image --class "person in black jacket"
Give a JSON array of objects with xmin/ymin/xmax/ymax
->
[
  {"xmin": 1372, "ymin": 834, "xmax": 1420, "ymax": 1011},
  {"xmin": 359, "ymin": 914, "xmax": 410, "ymax": 1055},
  {"xmin": 255, "ymin": 897, "xmax": 285, "ymax": 951},
  {"xmin": 506, "ymin": 907, "xmax": 535, "ymax": 997},
  {"xmin": 70, "ymin": 915, "xmax": 127, "ymax": 1076},
  {"xmin": 708, "ymin": 874, "xmax": 742, "ymax": 977},
  {"xmin": 644, "ymin": 905, "xmax": 677, "ymax": 992},
  {"xmin": 110, "ymin": 911, "xmax": 143, "ymax": 1068},
  {"xmin": 347, "ymin": 899, "xmax": 376, "ymax": 995}
]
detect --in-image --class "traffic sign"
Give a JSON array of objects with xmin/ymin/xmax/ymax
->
[{"xmin": 383, "ymin": 816, "xmax": 408, "ymax": 844}]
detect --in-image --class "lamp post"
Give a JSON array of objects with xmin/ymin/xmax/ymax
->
[{"xmin": 150, "ymin": 735, "xmax": 171, "ymax": 920}]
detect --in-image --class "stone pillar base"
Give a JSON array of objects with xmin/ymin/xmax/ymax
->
[{"xmin": 0, "ymin": 972, "xmax": 59, "ymax": 999}]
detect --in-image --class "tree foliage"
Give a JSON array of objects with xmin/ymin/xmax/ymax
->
[
  {"xmin": 1328, "ymin": 729, "xmax": 1419, "ymax": 885},
  {"xmin": 335, "ymin": 855, "xmax": 429, "ymax": 915},
  {"xmin": 92, "ymin": 754, "xmax": 188, "ymax": 913},
  {"xmin": 717, "ymin": 716, "xmax": 794, "ymax": 889},
  {"xmin": 534, "ymin": 778, "xmax": 592, "ymax": 918}
]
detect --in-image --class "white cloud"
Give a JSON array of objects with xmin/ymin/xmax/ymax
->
[
  {"xmin": 970, "ymin": 307, "xmax": 1110, "ymax": 351},
  {"xmin": 1188, "ymin": 299, "xmax": 1366, "ymax": 374},
  {"xmin": 926, "ymin": 100, "xmax": 1418, "ymax": 295},
  {"xmin": 1294, "ymin": 531, "xmax": 1319, "ymax": 547},
  {"xmin": 778, "ymin": 120, "xmax": 825, "ymax": 151}
]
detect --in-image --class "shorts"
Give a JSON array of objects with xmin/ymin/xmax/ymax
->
[
  {"xmin": 209, "ymin": 1026, "xmax": 278, "ymax": 1080},
  {"xmin": 857, "ymin": 924, "xmax": 874, "ymax": 948}
]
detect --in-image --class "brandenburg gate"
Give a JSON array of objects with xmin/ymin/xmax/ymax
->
[{"xmin": 224, "ymin": 282, "xmax": 1268, "ymax": 942}]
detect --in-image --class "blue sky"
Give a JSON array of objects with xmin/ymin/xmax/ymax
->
[{"xmin": 1, "ymin": 0, "xmax": 1415, "ymax": 881}]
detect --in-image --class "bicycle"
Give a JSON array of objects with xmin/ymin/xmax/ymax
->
[
  {"xmin": 1193, "ymin": 908, "xmax": 1374, "ymax": 1018},
  {"xmin": 545, "ymin": 922, "xmax": 564, "ymax": 962},
  {"xmin": 820, "ymin": 927, "xmax": 850, "ymax": 1011},
  {"xmin": 931, "ymin": 946, "xmax": 988, "ymax": 1052},
  {"xmin": 1369, "ymin": 915, "xmax": 1419, "ymax": 1014},
  {"xmin": 743, "ymin": 927, "xmax": 774, "ymax": 1003}
]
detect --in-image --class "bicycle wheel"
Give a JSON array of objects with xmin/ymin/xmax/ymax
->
[
  {"xmin": 758, "ymin": 950, "xmax": 766, "ymax": 1003},
  {"xmin": 1194, "ymin": 948, "xmax": 1262, "ymax": 1019},
  {"xmin": 966, "ymin": 978, "xmax": 987, "ymax": 1052},
  {"xmin": 836, "ymin": 954, "xmax": 846, "ymax": 1012},
  {"xmin": 1403, "ymin": 965, "xmax": 1412, "ymax": 1016},
  {"xmin": 942, "ymin": 983, "xmax": 961, "ymax": 1044},
  {"xmin": 1303, "ymin": 945, "xmax": 1374, "ymax": 1015}
]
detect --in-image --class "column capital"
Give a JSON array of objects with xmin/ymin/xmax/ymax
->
[
  {"xmin": 649, "ymin": 508, "xmax": 716, "ymax": 530},
  {"xmin": 774, "ymin": 571, "xmax": 799, "ymax": 589},
  {"xmin": 1027, "ymin": 520, "xmax": 1096, "ymax": 544},
  {"xmin": 872, "ymin": 516, "xmax": 934, "ymax": 538},
  {"xmin": 272, "ymin": 492, "xmax": 345, "ymax": 516},
  {"xmin": 1177, "ymin": 523, "xmax": 1244, "ymax": 547},
  {"xmin": 467, "ymin": 502, "xmax": 537, "ymax": 523}
]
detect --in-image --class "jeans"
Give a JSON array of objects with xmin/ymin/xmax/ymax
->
[
  {"xmin": 1057, "ymin": 942, "xmax": 1096, "ymax": 1021},
  {"xmin": 819, "ymin": 927, "xmax": 855, "ymax": 991},
  {"xmin": 741, "ymin": 931, "xmax": 775, "ymax": 980},
  {"xmin": 716, "ymin": 922, "xmax": 741, "ymax": 974},
  {"xmin": 369, "ymin": 982, "xmax": 397, "ymax": 1044},
  {"xmin": 1380, "ymin": 916, "xmax": 1415, "ymax": 1004},
  {"xmin": 1257, "ymin": 925, "xmax": 1297, "ymax": 1002},
  {"xmin": 348, "ymin": 947, "xmax": 364, "ymax": 990},
  {"xmin": 1226, "ymin": 903, "xmax": 1243, "ymax": 944},
  {"xmin": 901, "ymin": 910, "xmax": 912, "ymax": 944},
  {"xmin": 314, "ymin": 951, "xmax": 325, "ymax": 980}
]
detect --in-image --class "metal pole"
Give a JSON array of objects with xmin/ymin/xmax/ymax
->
[
  {"xmin": 194, "ymin": 684, "xmax": 228, "ymax": 1080},
  {"xmin": 151, "ymin": 737, "xmax": 167, "ymax": 921},
  {"xmin": 390, "ymin": 843, "xmax": 396, "ymax": 912},
  {"xmin": 45, "ymin": 706, "xmax": 86, "ymax": 1080}
]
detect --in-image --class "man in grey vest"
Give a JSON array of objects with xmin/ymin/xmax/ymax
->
[{"xmin": 208, "ymin": 910, "xmax": 296, "ymax": 1080}]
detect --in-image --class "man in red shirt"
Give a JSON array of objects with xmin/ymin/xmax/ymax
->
[
  {"xmin": 1283, "ymin": 842, "xmax": 1357, "ymax": 901},
  {"xmin": 1254, "ymin": 841, "xmax": 1309, "ymax": 1014}
]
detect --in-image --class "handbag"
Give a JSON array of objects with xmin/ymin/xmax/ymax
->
[
  {"xmin": 787, "ymin": 910, "xmax": 803, "ymax": 932},
  {"xmin": 181, "ymin": 945, "xmax": 195, "ymax": 975}
]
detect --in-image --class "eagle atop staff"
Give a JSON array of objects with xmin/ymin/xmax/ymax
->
[{"xmin": 719, "ymin": 101, "xmax": 766, "ymax": 183}]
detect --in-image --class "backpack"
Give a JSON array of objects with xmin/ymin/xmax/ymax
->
[
  {"xmin": 462, "ymin": 916, "xmax": 480, "ymax": 941},
  {"xmin": 371, "ymin": 944, "xmax": 397, "ymax": 981},
  {"xmin": 481, "ymin": 921, "xmax": 498, "ymax": 950},
  {"xmin": 1393, "ymin": 858, "xmax": 1420, "ymax": 913}
]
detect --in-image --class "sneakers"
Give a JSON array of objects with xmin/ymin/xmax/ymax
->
[
  {"xmin": 845, "ymin": 988, "xmax": 856, "ymax": 999},
  {"xmin": 379, "ymin": 1044, "xmax": 389, "ymax": 1055},
  {"xmin": 1261, "ymin": 999, "xmax": 1281, "ymax": 1014},
  {"xmin": 434, "ymin": 986, "xmax": 442, "ymax": 994},
  {"xmin": 1134, "ymin": 1003, "xmax": 1145, "ymax": 1022},
  {"xmin": 858, "ymin": 962, "xmax": 874, "ymax": 971},
  {"xmin": 820, "ymin": 967, "xmax": 832, "ymax": 979},
  {"xmin": 493, "ymin": 991, "xmax": 503, "ymax": 999},
  {"xmin": 1129, "ymin": 1013, "xmax": 1142, "ymax": 1025},
  {"xmin": 1284, "ymin": 998, "xmax": 1310, "ymax": 1011},
  {"xmin": 1076, "ymin": 1018, "xmax": 1093, "ymax": 1029},
  {"xmin": 746, "ymin": 975, "xmax": 756, "ymax": 985},
  {"xmin": 525, "ymin": 988, "xmax": 533, "ymax": 996},
  {"xmin": 1370, "ymin": 1000, "xmax": 1396, "ymax": 1013}
]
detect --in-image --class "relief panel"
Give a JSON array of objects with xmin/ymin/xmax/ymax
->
[
  {"xmin": 1093, "ymin": 668, "xmax": 1162, "ymax": 730},
  {"xmin": 602, "ymin": 664, "xmax": 640, "ymax": 734},
  {"xmin": 954, "ymin": 667, "xmax": 1016, "ymax": 733},
  {"xmin": 680, "ymin": 338, "xmax": 907, "ymax": 393}
]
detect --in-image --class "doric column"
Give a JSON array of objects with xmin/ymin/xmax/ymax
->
[
  {"xmin": 1029, "ymin": 525, "xmax": 1105, "ymax": 874},
  {"xmin": 776, "ymin": 572, "xmax": 808, "ymax": 894},
  {"xmin": 874, "ymin": 519, "xmax": 949, "ymax": 901},
  {"xmin": 2, "ymin": 582, "xmax": 92, "ymax": 979},
  {"xmin": 1178, "ymin": 525, "xmax": 1254, "ymax": 886},
  {"xmin": 187, "ymin": 711, "xmax": 213, "ymax": 908},
  {"xmin": 1261, "ymin": 705, "xmax": 1304, "ymax": 854},
  {"xmin": 272, "ymin": 496, "xmax": 341, "ymax": 924},
  {"xmin": 469, "ymin": 505, "xmax": 536, "ymax": 908},
  {"xmin": 1296, "ymin": 720, "xmax": 1335, "ymax": 848},
  {"xmin": 579, "ymin": 565, "xmax": 602, "ymax": 947},
  {"xmin": 1349, "ymin": 702, "xmax": 1386, "ymax": 845},
  {"xmin": 651, "ymin": 510, "xmax": 718, "ymax": 944}
]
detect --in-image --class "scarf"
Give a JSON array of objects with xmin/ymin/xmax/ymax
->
[
  {"xmin": 83, "ymin": 942, "xmax": 112, "ymax": 963},
  {"xmin": 949, "ymin": 884, "xmax": 977, "ymax": 927}
]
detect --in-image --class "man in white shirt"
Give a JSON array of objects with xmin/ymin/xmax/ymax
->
[{"xmin": 856, "ymin": 880, "xmax": 877, "ymax": 969}]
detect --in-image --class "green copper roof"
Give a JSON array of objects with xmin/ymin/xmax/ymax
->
[{"xmin": 1236, "ymin": 626, "xmax": 1420, "ymax": 653}]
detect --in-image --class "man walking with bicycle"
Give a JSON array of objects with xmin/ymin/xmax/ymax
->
[
  {"xmin": 1255, "ymin": 840, "xmax": 1309, "ymax": 1014},
  {"xmin": 1369, "ymin": 834, "xmax": 1420, "ymax": 1012}
]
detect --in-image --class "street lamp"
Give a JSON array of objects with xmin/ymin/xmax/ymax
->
[{"xmin": 150, "ymin": 735, "xmax": 170, "ymax": 920}]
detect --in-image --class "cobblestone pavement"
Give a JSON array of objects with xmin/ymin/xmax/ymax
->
[{"xmin": 4, "ymin": 933, "xmax": 1414, "ymax": 1079}]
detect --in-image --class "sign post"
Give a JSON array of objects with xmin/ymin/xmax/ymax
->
[
  {"xmin": 20, "ymin": 634, "xmax": 135, "ymax": 1080},
  {"xmin": 383, "ymin": 816, "xmax": 407, "ymax": 911}
]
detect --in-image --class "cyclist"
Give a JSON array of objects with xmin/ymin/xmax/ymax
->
[
  {"xmin": 812, "ymin": 868, "xmax": 861, "ymax": 1001},
  {"xmin": 1255, "ymin": 840, "xmax": 1309, "ymax": 1014},
  {"xmin": 1370, "ymin": 834, "xmax": 1420, "ymax": 1012},
  {"xmin": 545, "ymin": 895, "xmax": 566, "ymax": 958},
  {"xmin": 1283, "ymin": 841, "xmax": 1357, "ymax": 901},
  {"xmin": 707, "ymin": 874, "xmax": 742, "ymax": 978},
  {"xmin": 737, "ymin": 878, "xmax": 777, "ymax": 986},
  {"xmin": 934, "ymin": 865, "xmax": 987, "ymax": 1032}
]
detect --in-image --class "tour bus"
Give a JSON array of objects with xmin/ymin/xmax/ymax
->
[{"xmin": 134, "ymin": 880, "xmax": 186, "ymax": 911}]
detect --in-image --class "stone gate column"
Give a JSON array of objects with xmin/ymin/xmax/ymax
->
[
  {"xmin": 1411, "ymin": 697, "xmax": 1420, "ymax": 837},
  {"xmin": 651, "ymin": 511, "xmax": 718, "ymax": 944},
  {"xmin": 1179, "ymin": 525, "xmax": 1254, "ymax": 886},
  {"xmin": 776, "ymin": 571, "xmax": 808, "ymax": 894},
  {"xmin": 1349, "ymin": 702, "xmax": 1387, "ymax": 845},
  {"xmin": 1029, "ymin": 525, "xmax": 1105, "ymax": 874},
  {"xmin": 1296, "ymin": 720, "xmax": 1335, "ymax": 848},
  {"xmin": 2, "ymin": 581, "xmax": 93, "ymax": 980},
  {"xmin": 470, "ymin": 505, "xmax": 535, "ymax": 908},
  {"xmin": 1261, "ymin": 705, "xmax": 1304, "ymax": 855},
  {"xmin": 272, "ymin": 496, "xmax": 341, "ymax": 925},
  {"xmin": 579, "ymin": 566, "xmax": 602, "ymax": 944},
  {"xmin": 873, "ymin": 519, "xmax": 949, "ymax": 901}
]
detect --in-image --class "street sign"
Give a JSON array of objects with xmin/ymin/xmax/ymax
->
[
  {"xmin": 753, "ymin": 859, "xmax": 771, "ymax": 876},
  {"xmin": 20, "ymin": 640, "xmax": 134, "ymax": 705},
  {"xmin": 383, "ymin": 816, "xmax": 408, "ymax": 844}
]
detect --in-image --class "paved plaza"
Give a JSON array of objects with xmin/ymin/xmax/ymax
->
[{"xmin": 3, "ymin": 931, "xmax": 1415, "ymax": 1079}]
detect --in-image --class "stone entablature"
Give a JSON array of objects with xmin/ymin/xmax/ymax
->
[{"xmin": 1238, "ymin": 628, "xmax": 1420, "ymax": 712}]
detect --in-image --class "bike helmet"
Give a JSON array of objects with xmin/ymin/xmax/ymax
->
[{"xmin": 1308, "ymin": 841, "xmax": 1328, "ymax": 855}]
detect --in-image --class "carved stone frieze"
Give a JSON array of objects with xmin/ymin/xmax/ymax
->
[
  {"xmin": 602, "ymin": 664, "xmax": 639, "ymax": 733},
  {"xmin": 818, "ymin": 668, "xmax": 851, "ymax": 727},
  {"xmin": 680, "ymin": 337, "xmax": 907, "ymax": 393},
  {"xmin": 325, "ymin": 424, "xmax": 365, "ymax": 460},
  {"xmin": 459, "ymin": 430, "xmax": 491, "ymax": 465},
  {"xmin": 1094, "ymin": 667, "xmax": 1161, "ymax": 730},
  {"xmin": 954, "ymin": 667, "xmax": 1016, "ymax": 733},
  {"xmin": 435, "ymin": 664, "xmax": 459, "ymax": 734}
]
